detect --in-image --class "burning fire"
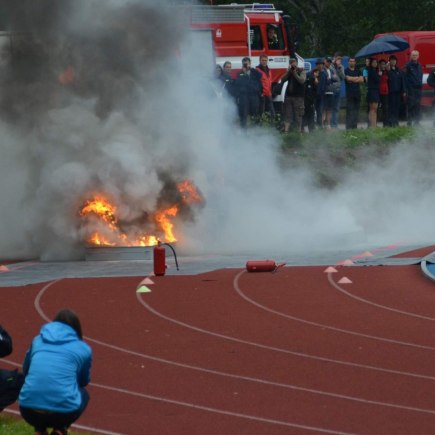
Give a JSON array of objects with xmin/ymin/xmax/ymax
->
[{"xmin": 79, "ymin": 179, "xmax": 203, "ymax": 247}]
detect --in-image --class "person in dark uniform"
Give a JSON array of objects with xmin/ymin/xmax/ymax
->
[
  {"xmin": 344, "ymin": 57, "xmax": 364, "ymax": 129},
  {"xmin": 233, "ymin": 57, "xmax": 262, "ymax": 128}
]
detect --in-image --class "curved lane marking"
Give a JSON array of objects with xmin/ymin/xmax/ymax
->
[
  {"xmin": 327, "ymin": 273, "xmax": 435, "ymax": 322},
  {"xmin": 234, "ymin": 271, "xmax": 435, "ymax": 351},
  {"xmin": 30, "ymin": 279, "xmax": 435, "ymax": 421},
  {"xmin": 135, "ymin": 275, "xmax": 435, "ymax": 382}
]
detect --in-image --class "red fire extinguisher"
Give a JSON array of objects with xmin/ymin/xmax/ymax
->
[
  {"xmin": 246, "ymin": 260, "xmax": 285, "ymax": 273},
  {"xmin": 153, "ymin": 241, "xmax": 179, "ymax": 276}
]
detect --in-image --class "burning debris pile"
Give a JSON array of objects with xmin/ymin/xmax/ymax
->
[
  {"xmin": 79, "ymin": 179, "xmax": 203, "ymax": 247},
  {"xmin": 0, "ymin": 0, "xmax": 214, "ymax": 259}
]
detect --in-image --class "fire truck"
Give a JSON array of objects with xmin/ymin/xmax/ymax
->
[
  {"xmin": 374, "ymin": 31, "xmax": 435, "ymax": 106},
  {"xmin": 188, "ymin": 3, "xmax": 303, "ymax": 101}
]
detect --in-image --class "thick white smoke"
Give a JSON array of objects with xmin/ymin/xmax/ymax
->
[{"xmin": 0, "ymin": 0, "xmax": 434, "ymax": 261}]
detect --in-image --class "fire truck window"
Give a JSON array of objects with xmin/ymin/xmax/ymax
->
[
  {"xmin": 249, "ymin": 26, "xmax": 263, "ymax": 50},
  {"xmin": 267, "ymin": 25, "xmax": 284, "ymax": 50}
]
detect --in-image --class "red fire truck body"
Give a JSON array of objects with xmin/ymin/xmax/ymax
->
[
  {"xmin": 374, "ymin": 31, "xmax": 435, "ymax": 106},
  {"xmin": 189, "ymin": 3, "xmax": 301, "ymax": 86}
]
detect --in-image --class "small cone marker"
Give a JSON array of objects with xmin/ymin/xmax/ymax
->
[
  {"xmin": 324, "ymin": 267, "xmax": 338, "ymax": 273},
  {"xmin": 136, "ymin": 285, "xmax": 152, "ymax": 293},
  {"xmin": 336, "ymin": 259, "xmax": 354, "ymax": 266},
  {"xmin": 338, "ymin": 277, "xmax": 352, "ymax": 284},
  {"xmin": 139, "ymin": 277, "xmax": 154, "ymax": 286}
]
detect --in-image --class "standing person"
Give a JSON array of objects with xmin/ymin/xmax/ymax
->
[
  {"xmin": 323, "ymin": 57, "xmax": 338, "ymax": 129},
  {"xmin": 344, "ymin": 57, "xmax": 363, "ymax": 129},
  {"xmin": 314, "ymin": 58, "xmax": 326, "ymax": 128},
  {"xmin": 427, "ymin": 66, "xmax": 435, "ymax": 126},
  {"xmin": 331, "ymin": 52, "xmax": 345, "ymax": 128},
  {"xmin": 280, "ymin": 57, "xmax": 306, "ymax": 132},
  {"xmin": 256, "ymin": 55, "xmax": 275, "ymax": 120},
  {"xmin": 366, "ymin": 58, "xmax": 380, "ymax": 128},
  {"xmin": 223, "ymin": 61, "xmax": 232, "ymax": 77},
  {"xmin": 19, "ymin": 309, "xmax": 92, "ymax": 435},
  {"xmin": 233, "ymin": 57, "xmax": 262, "ymax": 128},
  {"xmin": 378, "ymin": 59, "xmax": 389, "ymax": 126},
  {"xmin": 362, "ymin": 57, "xmax": 370, "ymax": 126},
  {"xmin": 405, "ymin": 50, "xmax": 423, "ymax": 126},
  {"xmin": 267, "ymin": 25, "xmax": 280, "ymax": 49},
  {"xmin": 387, "ymin": 55, "xmax": 406, "ymax": 127},
  {"xmin": 0, "ymin": 325, "xmax": 24, "ymax": 412},
  {"xmin": 303, "ymin": 67, "xmax": 319, "ymax": 132}
]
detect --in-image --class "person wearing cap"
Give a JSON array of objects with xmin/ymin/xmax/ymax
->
[
  {"xmin": 387, "ymin": 55, "xmax": 406, "ymax": 127},
  {"xmin": 314, "ymin": 58, "xmax": 326, "ymax": 128},
  {"xmin": 280, "ymin": 57, "xmax": 306, "ymax": 132},
  {"xmin": 233, "ymin": 57, "xmax": 263, "ymax": 128}
]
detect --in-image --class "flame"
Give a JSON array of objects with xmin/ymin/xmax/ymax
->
[
  {"xmin": 155, "ymin": 205, "xmax": 178, "ymax": 243},
  {"xmin": 177, "ymin": 179, "xmax": 203, "ymax": 204},
  {"xmin": 80, "ymin": 178, "xmax": 203, "ymax": 247}
]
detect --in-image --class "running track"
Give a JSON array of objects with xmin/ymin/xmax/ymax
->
[{"xmin": 2, "ymin": 246, "xmax": 435, "ymax": 434}]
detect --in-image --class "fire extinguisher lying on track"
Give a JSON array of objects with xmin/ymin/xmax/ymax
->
[
  {"xmin": 153, "ymin": 241, "xmax": 179, "ymax": 276},
  {"xmin": 246, "ymin": 260, "xmax": 286, "ymax": 273}
]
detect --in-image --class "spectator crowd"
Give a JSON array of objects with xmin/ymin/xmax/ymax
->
[{"xmin": 212, "ymin": 50, "xmax": 435, "ymax": 131}]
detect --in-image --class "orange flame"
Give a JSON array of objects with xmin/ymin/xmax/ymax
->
[
  {"xmin": 177, "ymin": 179, "xmax": 203, "ymax": 204},
  {"xmin": 80, "ymin": 179, "xmax": 203, "ymax": 247}
]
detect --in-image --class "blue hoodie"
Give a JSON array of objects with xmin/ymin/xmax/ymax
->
[{"xmin": 19, "ymin": 321, "xmax": 92, "ymax": 413}]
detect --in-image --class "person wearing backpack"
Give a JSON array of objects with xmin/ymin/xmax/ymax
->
[{"xmin": 0, "ymin": 325, "xmax": 24, "ymax": 412}]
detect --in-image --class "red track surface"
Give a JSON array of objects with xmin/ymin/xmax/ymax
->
[{"xmin": 2, "ymin": 249, "xmax": 435, "ymax": 434}]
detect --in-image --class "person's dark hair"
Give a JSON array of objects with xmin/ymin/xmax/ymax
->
[
  {"xmin": 54, "ymin": 309, "xmax": 83, "ymax": 339},
  {"xmin": 389, "ymin": 55, "xmax": 397, "ymax": 61}
]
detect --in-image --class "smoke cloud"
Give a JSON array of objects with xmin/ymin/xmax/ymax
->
[{"xmin": 0, "ymin": 0, "xmax": 434, "ymax": 261}]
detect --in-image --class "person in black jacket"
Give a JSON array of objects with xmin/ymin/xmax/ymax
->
[
  {"xmin": 0, "ymin": 325, "xmax": 24, "ymax": 412},
  {"xmin": 0, "ymin": 326, "xmax": 12, "ymax": 358},
  {"xmin": 387, "ymin": 55, "xmax": 406, "ymax": 127},
  {"xmin": 405, "ymin": 50, "xmax": 423, "ymax": 126},
  {"xmin": 233, "ymin": 57, "xmax": 262, "ymax": 128},
  {"xmin": 281, "ymin": 57, "xmax": 306, "ymax": 132},
  {"xmin": 427, "ymin": 66, "xmax": 435, "ymax": 126}
]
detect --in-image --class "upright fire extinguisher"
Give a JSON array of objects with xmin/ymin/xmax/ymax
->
[{"xmin": 153, "ymin": 241, "xmax": 179, "ymax": 276}]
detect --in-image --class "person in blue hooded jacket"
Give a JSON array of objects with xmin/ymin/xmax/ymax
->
[{"xmin": 19, "ymin": 309, "xmax": 92, "ymax": 435}]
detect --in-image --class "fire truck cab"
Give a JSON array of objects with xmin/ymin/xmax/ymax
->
[{"xmin": 189, "ymin": 3, "xmax": 303, "ymax": 101}]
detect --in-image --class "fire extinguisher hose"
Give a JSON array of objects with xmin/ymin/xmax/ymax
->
[{"xmin": 162, "ymin": 243, "xmax": 180, "ymax": 271}]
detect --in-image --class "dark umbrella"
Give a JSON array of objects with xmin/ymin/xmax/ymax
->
[
  {"xmin": 355, "ymin": 40, "xmax": 400, "ymax": 58},
  {"xmin": 374, "ymin": 34, "xmax": 410, "ymax": 51}
]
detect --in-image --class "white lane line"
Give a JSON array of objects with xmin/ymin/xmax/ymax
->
[
  {"xmin": 136, "ymin": 287, "xmax": 435, "ymax": 382},
  {"xmin": 30, "ymin": 280, "xmax": 435, "ymax": 420},
  {"xmin": 327, "ymin": 273, "xmax": 435, "ymax": 322},
  {"xmin": 234, "ymin": 271, "xmax": 435, "ymax": 351},
  {"xmin": 90, "ymin": 382, "xmax": 356, "ymax": 435}
]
